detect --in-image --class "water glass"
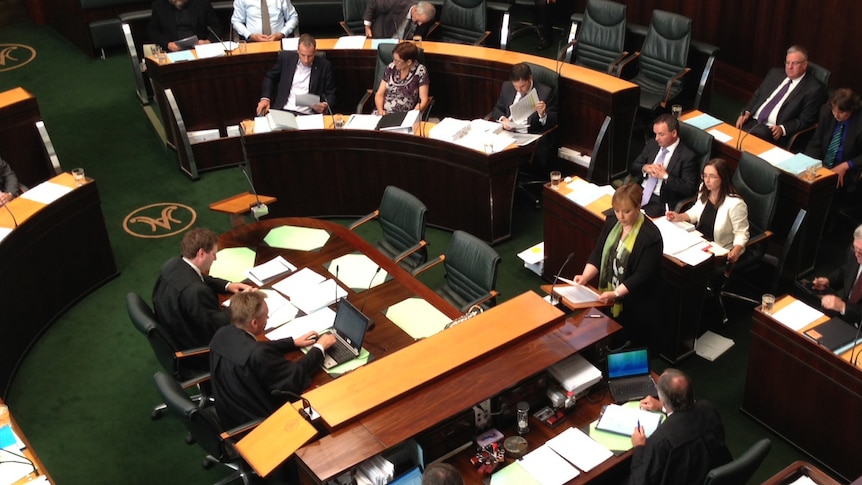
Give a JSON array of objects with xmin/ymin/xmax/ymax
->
[
  {"xmin": 761, "ymin": 293, "xmax": 775, "ymax": 315},
  {"xmin": 550, "ymin": 170, "xmax": 562, "ymax": 189}
]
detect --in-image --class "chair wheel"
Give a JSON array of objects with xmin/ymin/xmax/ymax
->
[
  {"xmin": 202, "ymin": 459, "xmax": 214, "ymax": 470},
  {"xmin": 151, "ymin": 409, "xmax": 163, "ymax": 420},
  {"xmin": 185, "ymin": 432, "xmax": 196, "ymax": 445}
]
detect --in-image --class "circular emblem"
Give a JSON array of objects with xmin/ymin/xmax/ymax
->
[
  {"xmin": 0, "ymin": 44, "xmax": 36, "ymax": 72},
  {"xmin": 123, "ymin": 202, "xmax": 197, "ymax": 239}
]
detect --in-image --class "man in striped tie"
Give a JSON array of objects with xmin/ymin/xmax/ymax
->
[{"xmin": 805, "ymin": 88, "xmax": 862, "ymax": 189}]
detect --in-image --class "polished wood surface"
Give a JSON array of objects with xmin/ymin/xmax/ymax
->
[
  {"xmin": 742, "ymin": 295, "xmax": 862, "ymax": 481},
  {"xmin": 0, "ymin": 174, "xmax": 118, "ymax": 398},
  {"xmin": 681, "ymin": 110, "xmax": 837, "ymax": 277},
  {"xmin": 762, "ymin": 460, "xmax": 842, "ymax": 485},
  {"xmin": 145, "ymin": 39, "xmax": 639, "ymax": 185},
  {"xmin": 0, "ymin": 87, "xmax": 57, "ymax": 189},
  {"xmin": 542, "ymin": 179, "xmax": 711, "ymax": 363},
  {"xmin": 1, "ymin": 397, "xmax": 54, "ymax": 484}
]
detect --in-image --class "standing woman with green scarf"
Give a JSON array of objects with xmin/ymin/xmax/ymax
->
[{"xmin": 573, "ymin": 183, "xmax": 664, "ymax": 348}]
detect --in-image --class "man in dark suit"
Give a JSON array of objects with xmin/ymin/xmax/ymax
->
[
  {"xmin": 629, "ymin": 369, "xmax": 732, "ymax": 485},
  {"xmin": 256, "ymin": 34, "xmax": 337, "ymax": 116},
  {"xmin": 813, "ymin": 224, "xmax": 862, "ymax": 325},
  {"xmin": 0, "ymin": 156, "xmax": 19, "ymax": 204},
  {"xmin": 805, "ymin": 88, "xmax": 862, "ymax": 190},
  {"xmin": 147, "ymin": 0, "xmax": 222, "ymax": 52},
  {"xmin": 363, "ymin": 0, "xmax": 436, "ymax": 39},
  {"xmin": 152, "ymin": 228, "xmax": 252, "ymax": 350},
  {"xmin": 209, "ymin": 291, "xmax": 335, "ymax": 429},
  {"xmin": 735, "ymin": 45, "xmax": 827, "ymax": 146},
  {"xmin": 629, "ymin": 114, "xmax": 699, "ymax": 217},
  {"xmin": 490, "ymin": 63, "xmax": 558, "ymax": 168}
]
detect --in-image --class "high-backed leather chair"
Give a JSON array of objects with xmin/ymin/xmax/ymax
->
[
  {"xmin": 153, "ymin": 372, "xmax": 260, "ymax": 485},
  {"xmin": 671, "ymin": 123, "xmax": 714, "ymax": 211},
  {"xmin": 350, "ymin": 185, "xmax": 429, "ymax": 272},
  {"xmin": 564, "ymin": 0, "xmax": 627, "ymax": 74},
  {"xmin": 127, "ymin": 292, "xmax": 209, "ymax": 419},
  {"xmin": 432, "ymin": 0, "xmax": 491, "ymax": 45},
  {"xmin": 617, "ymin": 10, "xmax": 692, "ymax": 112},
  {"xmin": 703, "ymin": 439, "xmax": 771, "ymax": 485},
  {"xmin": 355, "ymin": 43, "xmax": 434, "ymax": 119},
  {"xmin": 413, "ymin": 230, "xmax": 502, "ymax": 312},
  {"xmin": 786, "ymin": 61, "xmax": 832, "ymax": 151},
  {"xmin": 340, "ymin": 0, "xmax": 369, "ymax": 35},
  {"xmin": 118, "ymin": 10, "xmax": 154, "ymax": 106}
]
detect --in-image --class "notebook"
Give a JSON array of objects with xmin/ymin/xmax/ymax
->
[
  {"xmin": 606, "ymin": 348, "xmax": 658, "ymax": 404},
  {"xmin": 803, "ymin": 317, "xmax": 861, "ymax": 352},
  {"xmin": 321, "ymin": 299, "xmax": 371, "ymax": 369}
]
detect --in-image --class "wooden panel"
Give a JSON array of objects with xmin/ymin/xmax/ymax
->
[{"xmin": 0, "ymin": 87, "xmax": 55, "ymax": 188}]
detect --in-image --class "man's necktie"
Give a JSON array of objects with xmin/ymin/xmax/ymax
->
[
  {"xmin": 402, "ymin": 20, "xmax": 416, "ymax": 40},
  {"xmin": 261, "ymin": 0, "xmax": 272, "ymax": 35},
  {"xmin": 849, "ymin": 271, "xmax": 862, "ymax": 305},
  {"xmin": 757, "ymin": 79, "xmax": 792, "ymax": 123},
  {"xmin": 641, "ymin": 147, "xmax": 667, "ymax": 207},
  {"xmin": 824, "ymin": 121, "xmax": 845, "ymax": 168}
]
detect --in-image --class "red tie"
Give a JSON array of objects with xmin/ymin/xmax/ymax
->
[{"xmin": 849, "ymin": 272, "xmax": 862, "ymax": 304}]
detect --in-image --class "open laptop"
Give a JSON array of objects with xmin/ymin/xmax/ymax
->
[
  {"xmin": 606, "ymin": 348, "xmax": 658, "ymax": 404},
  {"xmin": 321, "ymin": 299, "xmax": 371, "ymax": 370}
]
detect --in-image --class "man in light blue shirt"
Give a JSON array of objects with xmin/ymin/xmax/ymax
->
[{"xmin": 231, "ymin": 0, "xmax": 298, "ymax": 42}]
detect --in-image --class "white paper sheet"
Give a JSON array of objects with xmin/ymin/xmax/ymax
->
[
  {"xmin": 519, "ymin": 443, "xmax": 580, "ymax": 485},
  {"xmin": 334, "ymin": 35, "xmax": 367, "ymax": 49},
  {"xmin": 546, "ymin": 427, "xmax": 613, "ymax": 472},
  {"xmin": 707, "ymin": 128, "xmax": 733, "ymax": 143},
  {"xmin": 296, "ymin": 114, "xmax": 325, "ymax": 130},
  {"xmin": 770, "ymin": 299, "xmax": 825, "ymax": 331},
  {"xmin": 266, "ymin": 307, "xmax": 336, "ymax": 341},
  {"xmin": 19, "ymin": 181, "xmax": 73, "ymax": 204}
]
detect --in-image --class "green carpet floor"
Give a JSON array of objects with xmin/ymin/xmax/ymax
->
[{"xmin": 0, "ymin": 18, "xmax": 838, "ymax": 485}]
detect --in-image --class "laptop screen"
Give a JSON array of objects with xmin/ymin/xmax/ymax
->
[
  {"xmin": 607, "ymin": 348, "xmax": 650, "ymax": 379},
  {"xmin": 333, "ymin": 299, "xmax": 370, "ymax": 349},
  {"xmin": 389, "ymin": 466, "xmax": 422, "ymax": 485}
]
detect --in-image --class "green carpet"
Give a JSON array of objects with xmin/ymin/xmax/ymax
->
[{"xmin": 0, "ymin": 18, "xmax": 831, "ymax": 485}]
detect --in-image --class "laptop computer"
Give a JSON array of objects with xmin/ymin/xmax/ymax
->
[
  {"xmin": 321, "ymin": 299, "xmax": 371, "ymax": 370},
  {"xmin": 389, "ymin": 465, "xmax": 422, "ymax": 485},
  {"xmin": 606, "ymin": 348, "xmax": 658, "ymax": 404}
]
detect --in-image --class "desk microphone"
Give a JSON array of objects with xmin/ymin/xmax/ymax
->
[
  {"xmin": 0, "ymin": 196, "xmax": 18, "ymax": 228},
  {"xmin": 851, "ymin": 319, "xmax": 862, "ymax": 367},
  {"xmin": 360, "ymin": 266, "xmax": 382, "ymax": 330},
  {"xmin": 238, "ymin": 163, "xmax": 268, "ymax": 219},
  {"xmin": 324, "ymin": 99, "xmax": 335, "ymax": 128},
  {"xmin": 208, "ymin": 26, "xmax": 230, "ymax": 56},
  {"xmin": 550, "ymin": 252, "xmax": 575, "ymax": 307},
  {"xmin": 736, "ymin": 110, "xmax": 760, "ymax": 151},
  {"xmin": 333, "ymin": 265, "xmax": 340, "ymax": 305}
]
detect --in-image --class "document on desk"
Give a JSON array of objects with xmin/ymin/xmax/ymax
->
[
  {"xmin": 0, "ymin": 227, "xmax": 11, "ymax": 243},
  {"xmin": 508, "ymin": 88, "xmax": 539, "ymax": 126},
  {"xmin": 770, "ymin": 299, "xmax": 825, "ymax": 331},
  {"xmin": 281, "ymin": 36, "xmax": 299, "ymax": 51},
  {"xmin": 259, "ymin": 289, "xmax": 298, "ymax": 329},
  {"xmin": 552, "ymin": 284, "xmax": 600, "ymax": 305},
  {"xmin": 194, "ymin": 42, "xmax": 229, "ymax": 58},
  {"xmin": 209, "ymin": 246, "xmax": 257, "ymax": 283},
  {"xmin": 546, "ymin": 427, "xmax": 613, "ymax": 473},
  {"xmin": 490, "ymin": 461, "xmax": 541, "ymax": 485},
  {"xmin": 519, "ymin": 443, "xmax": 580, "ymax": 485},
  {"xmin": 334, "ymin": 35, "xmax": 367, "ymax": 49},
  {"xmin": 289, "ymin": 278, "xmax": 349, "ymax": 314},
  {"xmin": 167, "ymin": 49, "xmax": 197, "ymax": 62},
  {"xmin": 296, "ymin": 113, "xmax": 324, "ymax": 130},
  {"xmin": 19, "ymin": 181, "xmax": 72, "ymax": 204},
  {"xmin": 706, "ymin": 128, "xmax": 733, "ymax": 144},
  {"xmin": 565, "ymin": 180, "xmax": 613, "ymax": 207},
  {"xmin": 247, "ymin": 255, "xmax": 296, "ymax": 286},
  {"xmin": 272, "ymin": 267, "xmax": 326, "ymax": 298},
  {"xmin": 385, "ymin": 297, "xmax": 451, "ymax": 339},
  {"xmin": 345, "ymin": 114, "xmax": 383, "ymax": 130},
  {"xmin": 266, "ymin": 306, "xmax": 335, "ymax": 341},
  {"xmin": 653, "ymin": 217, "xmax": 706, "ymax": 257},
  {"xmin": 595, "ymin": 403, "xmax": 662, "ymax": 437},
  {"xmin": 758, "ymin": 146, "xmax": 794, "ymax": 166},
  {"xmin": 683, "ymin": 112, "xmax": 723, "ymax": 130},
  {"xmin": 326, "ymin": 253, "xmax": 388, "ymax": 291}
]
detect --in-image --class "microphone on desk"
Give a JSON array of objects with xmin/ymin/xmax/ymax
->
[
  {"xmin": 851, "ymin": 320, "xmax": 862, "ymax": 367},
  {"xmin": 360, "ymin": 266, "xmax": 382, "ymax": 330},
  {"xmin": 237, "ymin": 128, "xmax": 268, "ymax": 219},
  {"xmin": 323, "ymin": 98, "xmax": 335, "ymax": 128},
  {"xmin": 549, "ymin": 252, "xmax": 575, "ymax": 307},
  {"xmin": 736, "ymin": 110, "xmax": 760, "ymax": 151},
  {"xmin": 333, "ymin": 264, "xmax": 341, "ymax": 305},
  {"xmin": 208, "ymin": 26, "xmax": 230, "ymax": 56},
  {"xmin": 0, "ymin": 196, "xmax": 18, "ymax": 228}
]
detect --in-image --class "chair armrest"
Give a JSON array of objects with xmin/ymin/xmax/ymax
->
[
  {"xmin": 661, "ymin": 67, "xmax": 691, "ymax": 107},
  {"xmin": 786, "ymin": 123, "xmax": 817, "ymax": 152},
  {"xmin": 747, "ymin": 229, "xmax": 773, "ymax": 248},
  {"xmin": 607, "ymin": 51, "xmax": 629, "ymax": 75},
  {"xmin": 424, "ymin": 22, "xmax": 440, "ymax": 38},
  {"xmin": 176, "ymin": 346, "xmax": 209, "ymax": 359},
  {"xmin": 674, "ymin": 196, "xmax": 696, "ymax": 213},
  {"xmin": 461, "ymin": 290, "xmax": 500, "ymax": 311},
  {"xmin": 220, "ymin": 417, "xmax": 264, "ymax": 440},
  {"xmin": 349, "ymin": 210, "xmax": 379, "ymax": 230},
  {"xmin": 393, "ymin": 240, "xmax": 428, "ymax": 264},
  {"xmin": 613, "ymin": 52, "xmax": 639, "ymax": 78},
  {"xmin": 356, "ymin": 88, "xmax": 374, "ymax": 114},
  {"xmin": 411, "ymin": 254, "xmax": 445, "ymax": 276},
  {"xmin": 179, "ymin": 372, "xmax": 211, "ymax": 390},
  {"xmin": 474, "ymin": 31, "xmax": 491, "ymax": 46},
  {"xmin": 339, "ymin": 21, "xmax": 354, "ymax": 36}
]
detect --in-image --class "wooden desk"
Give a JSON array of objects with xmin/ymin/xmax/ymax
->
[
  {"xmin": 0, "ymin": 173, "xmax": 118, "ymax": 398},
  {"xmin": 742, "ymin": 295, "xmax": 862, "ymax": 481},
  {"xmin": 209, "ymin": 192, "xmax": 277, "ymax": 228},
  {"xmin": 542, "ymin": 179, "xmax": 712, "ymax": 363},
  {"xmin": 0, "ymin": 87, "xmax": 60, "ymax": 189},
  {"xmin": 762, "ymin": 461, "xmax": 842, "ymax": 485},
  {"xmin": 681, "ymin": 110, "xmax": 837, "ymax": 276},
  {"xmin": 1, "ymin": 397, "xmax": 54, "ymax": 484},
  {"xmin": 145, "ymin": 39, "xmax": 639, "ymax": 185}
]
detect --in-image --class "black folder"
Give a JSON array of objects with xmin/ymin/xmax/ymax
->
[
  {"xmin": 803, "ymin": 317, "xmax": 860, "ymax": 352},
  {"xmin": 376, "ymin": 112, "xmax": 408, "ymax": 130}
]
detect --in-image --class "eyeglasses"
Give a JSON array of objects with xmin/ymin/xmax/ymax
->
[
  {"xmin": 393, "ymin": 58, "xmax": 408, "ymax": 65},
  {"xmin": 784, "ymin": 60, "xmax": 806, "ymax": 67},
  {"xmin": 701, "ymin": 173, "xmax": 720, "ymax": 180}
]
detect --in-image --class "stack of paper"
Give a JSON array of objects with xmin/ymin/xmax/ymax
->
[
  {"xmin": 266, "ymin": 306, "xmax": 336, "ymax": 341},
  {"xmin": 519, "ymin": 444, "xmax": 580, "ymax": 485},
  {"xmin": 653, "ymin": 217, "xmax": 708, "ymax": 257},
  {"xmin": 595, "ymin": 404, "xmax": 662, "ymax": 437},
  {"xmin": 516, "ymin": 242, "xmax": 544, "ymax": 276},
  {"xmin": 546, "ymin": 427, "xmax": 614, "ymax": 473},
  {"xmin": 770, "ymin": 299, "xmax": 824, "ymax": 331},
  {"xmin": 246, "ymin": 255, "xmax": 296, "ymax": 286},
  {"xmin": 776, "ymin": 152, "xmax": 821, "ymax": 176},
  {"xmin": 547, "ymin": 353, "xmax": 603, "ymax": 395},
  {"xmin": 354, "ymin": 454, "xmax": 394, "ymax": 485},
  {"xmin": 694, "ymin": 330, "xmax": 734, "ymax": 361},
  {"xmin": 428, "ymin": 117, "xmax": 471, "ymax": 142}
]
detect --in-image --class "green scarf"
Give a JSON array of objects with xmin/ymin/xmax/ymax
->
[{"xmin": 599, "ymin": 213, "xmax": 644, "ymax": 317}]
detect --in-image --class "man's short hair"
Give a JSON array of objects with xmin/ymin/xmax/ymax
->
[
  {"xmin": 830, "ymin": 88, "xmax": 861, "ymax": 113},
  {"xmin": 180, "ymin": 228, "xmax": 218, "ymax": 259},
  {"xmin": 509, "ymin": 62, "xmax": 532, "ymax": 82},
  {"xmin": 415, "ymin": 1, "xmax": 436, "ymax": 22},
  {"xmin": 853, "ymin": 224, "xmax": 862, "ymax": 241},
  {"xmin": 229, "ymin": 291, "xmax": 268, "ymax": 328},
  {"xmin": 653, "ymin": 113, "xmax": 679, "ymax": 133},
  {"xmin": 298, "ymin": 33, "xmax": 317, "ymax": 50},
  {"xmin": 422, "ymin": 463, "xmax": 464, "ymax": 485},
  {"xmin": 657, "ymin": 368, "xmax": 695, "ymax": 413},
  {"xmin": 787, "ymin": 45, "xmax": 809, "ymax": 62}
]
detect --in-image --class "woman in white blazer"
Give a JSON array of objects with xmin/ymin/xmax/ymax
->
[{"xmin": 666, "ymin": 158, "xmax": 750, "ymax": 263}]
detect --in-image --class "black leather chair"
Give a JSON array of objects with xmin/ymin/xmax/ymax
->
[
  {"xmin": 340, "ymin": 0, "xmax": 368, "ymax": 35},
  {"xmin": 563, "ymin": 0, "xmax": 627, "ymax": 75},
  {"xmin": 432, "ymin": 0, "xmax": 491, "ymax": 45},
  {"xmin": 153, "ymin": 372, "xmax": 261, "ymax": 485},
  {"xmin": 717, "ymin": 153, "xmax": 781, "ymax": 320},
  {"xmin": 350, "ymin": 185, "xmax": 429, "ymax": 272},
  {"xmin": 127, "ymin": 292, "xmax": 210, "ymax": 419},
  {"xmin": 703, "ymin": 438, "xmax": 771, "ymax": 485},
  {"xmin": 672, "ymin": 123, "xmax": 714, "ymax": 210},
  {"xmin": 355, "ymin": 43, "xmax": 434, "ymax": 119},
  {"xmin": 412, "ymin": 230, "xmax": 501, "ymax": 312},
  {"xmin": 118, "ymin": 10, "xmax": 153, "ymax": 106},
  {"xmin": 786, "ymin": 61, "xmax": 832, "ymax": 152},
  {"xmin": 616, "ymin": 10, "xmax": 692, "ymax": 112}
]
